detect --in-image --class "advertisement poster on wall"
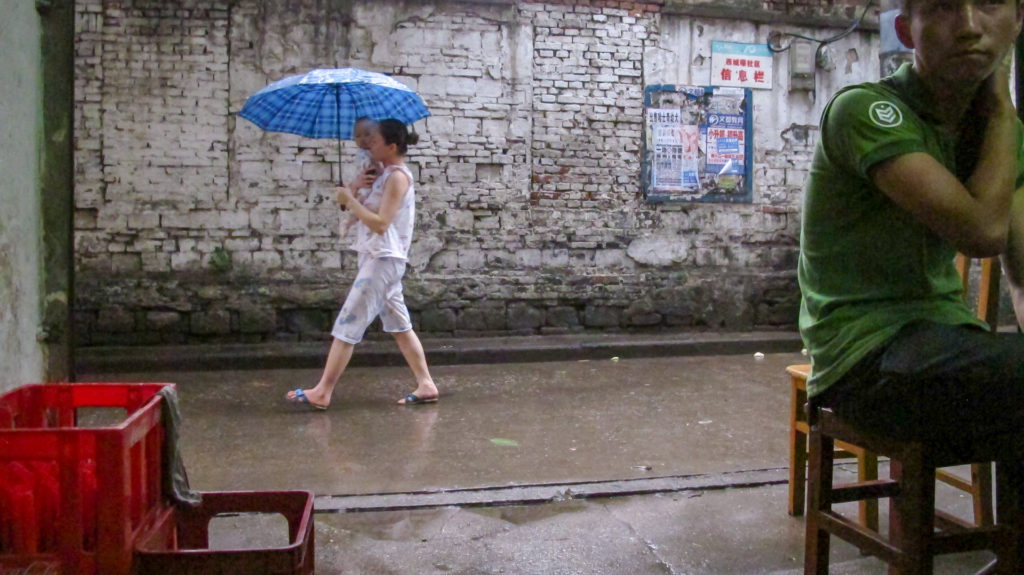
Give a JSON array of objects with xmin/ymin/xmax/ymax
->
[
  {"xmin": 704, "ymin": 112, "xmax": 746, "ymax": 185},
  {"xmin": 649, "ymin": 108, "xmax": 700, "ymax": 191},
  {"xmin": 643, "ymin": 85, "xmax": 752, "ymax": 203}
]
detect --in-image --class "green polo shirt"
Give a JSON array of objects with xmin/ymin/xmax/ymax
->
[{"xmin": 798, "ymin": 63, "xmax": 1024, "ymax": 397}]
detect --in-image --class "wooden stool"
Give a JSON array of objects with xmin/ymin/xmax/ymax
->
[{"xmin": 804, "ymin": 404, "xmax": 1023, "ymax": 574}]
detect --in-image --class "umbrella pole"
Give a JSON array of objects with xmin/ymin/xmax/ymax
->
[{"xmin": 336, "ymin": 85, "xmax": 343, "ymax": 186}]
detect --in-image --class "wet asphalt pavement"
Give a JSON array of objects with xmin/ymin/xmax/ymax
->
[{"xmin": 76, "ymin": 335, "xmax": 993, "ymax": 574}]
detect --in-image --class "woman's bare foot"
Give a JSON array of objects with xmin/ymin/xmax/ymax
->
[
  {"xmin": 397, "ymin": 382, "xmax": 439, "ymax": 405},
  {"xmin": 286, "ymin": 387, "xmax": 330, "ymax": 410}
]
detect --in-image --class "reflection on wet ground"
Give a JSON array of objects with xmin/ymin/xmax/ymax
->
[
  {"xmin": 80, "ymin": 352, "xmax": 993, "ymax": 574},
  {"xmin": 82, "ymin": 353, "xmax": 801, "ymax": 494}
]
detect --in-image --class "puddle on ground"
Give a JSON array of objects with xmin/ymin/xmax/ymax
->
[
  {"xmin": 315, "ymin": 499, "xmax": 593, "ymax": 543},
  {"xmin": 466, "ymin": 499, "xmax": 590, "ymax": 526},
  {"xmin": 317, "ymin": 509, "xmax": 459, "ymax": 542}
]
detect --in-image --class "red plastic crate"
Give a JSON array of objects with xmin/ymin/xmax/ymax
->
[
  {"xmin": 132, "ymin": 490, "xmax": 316, "ymax": 575},
  {"xmin": 0, "ymin": 383, "xmax": 172, "ymax": 575}
]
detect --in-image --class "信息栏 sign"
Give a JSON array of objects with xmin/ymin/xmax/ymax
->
[{"xmin": 711, "ymin": 41, "xmax": 773, "ymax": 90}]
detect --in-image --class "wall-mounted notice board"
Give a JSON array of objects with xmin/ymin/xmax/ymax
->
[{"xmin": 642, "ymin": 85, "xmax": 753, "ymax": 203}]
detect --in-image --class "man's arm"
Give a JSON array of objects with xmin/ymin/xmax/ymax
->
[
  {"xmin": 1004, "ymin": 187, "xmax": 1024, "ymax": 329},
  {"xmin": 869, "ymin": 68, "xmax": 1019, "ymax": 257}
]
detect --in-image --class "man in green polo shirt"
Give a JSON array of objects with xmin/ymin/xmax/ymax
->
[{"xmin": 798, "ymin": 0, "xmax": 1024, "ymax": 442}]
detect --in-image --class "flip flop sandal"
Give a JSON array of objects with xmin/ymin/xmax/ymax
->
[
  {"xmin": 287, "ymin": 388, "xmax": 328, "ymax": 411},
  {"xmin": 401, "ymin": 393, "xmax": 438, "ymax": 405}
]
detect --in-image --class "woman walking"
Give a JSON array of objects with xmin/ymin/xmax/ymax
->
[{"xmin": 287, "ymin": 119, "xmax": 438, "ymax": 410}]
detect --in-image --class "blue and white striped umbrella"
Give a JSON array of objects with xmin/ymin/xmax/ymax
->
[{"xmin": 239, "ymin": 68, "xmax": 430, "ymax": 140}]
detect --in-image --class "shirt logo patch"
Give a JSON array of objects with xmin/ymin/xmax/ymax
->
[{"xmin": 869, "ymin": 101, "xmax": 903, "ymax": 128}]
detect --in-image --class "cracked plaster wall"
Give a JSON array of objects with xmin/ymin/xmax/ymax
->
[{"xmin": 1, "ymin": 3, "xmax": 46, "ymax": 390}]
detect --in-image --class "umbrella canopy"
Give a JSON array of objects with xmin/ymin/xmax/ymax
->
[{"xmin": 239, "ymin": 68, "xmax": 430, "ymax": 140}]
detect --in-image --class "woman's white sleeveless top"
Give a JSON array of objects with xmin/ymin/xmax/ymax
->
[{"xmin": 352, "ymin": 164, "xmax": 415, "ymax": 261}]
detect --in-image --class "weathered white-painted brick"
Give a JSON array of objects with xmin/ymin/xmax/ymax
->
[
  {"xmin": 446, "ymin": 163, "xmax": 477, "ymax": 183},
  {"xmin": 418, "ymin": 75, "xmax": 449, "ymax": 96},
  {"xmin": 126, "ymin": 212, "xmax": 160, "ymax": 230},
  {"xmin": 511, "ymin": 248, "xmax": 540, "ymax": 268},
  {"xmin": 170, "ymin": 251, "xmax": 202, "ymax": 270},
  {"xmin": 301, "ymin": 162, "xmax": 332, "ymax": 182},
  {"xmin": 289, "ymin": 236, "xmax": 317, "ymax": 251},
  {"xmin": 446, "ymin": 210, "xmax": 475, "ymax": 231},
  {"xmin": 141, "ymin": 252, "xmax": 171, "ymax": 272},
  {"xmin": 540, "ymin": 249, "xmax": 569, "ymax": 268},
  {"xmin": 282, "ymin": 250, "xmax": 316, "ymax": 269},
  {"xmin": 268, "ymin": 160, "xmax": 303, "ymax": 181},
  {"xmin": 454, "ymin": 118, "xmax": 481, "ymax": 136},
  {"xmin": 72, "ymin": 0, "xmax": 879, "ymax": 341},
  {"xmin": 476, "ymin": 77, "xmax": 504, "ymax": 99},
  {"xmin": 225, "ymin": 238, "xmax": 259, "ymax": 252},
  {"xmin": 457, "ymin": 249, "xmax": 486, "ymax": 270},
  {"xmin": 252, "ymin": 251, "xmax": 281, "ymax": 270},
  {"xmin": 313, "ymin": 251, "xmax": 342, "ymax": 269},
  {"xmin": 786, "ymin": 169, "xmax": 809, "ymax": 188},
  {"xmin": 196, "ymin": 240, "xmax": 222, "ymax": 254},
  {"xmin": 275, "ymin": 209, "xmax": 309, "ymax": 233},
  {"xmin": 446, "ymin": 77, "xmax": 479, "ymax": 96}
]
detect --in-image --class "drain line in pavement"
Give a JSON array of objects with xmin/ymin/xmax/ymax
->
[{"xmin": 314, "ymin": 467, "xmax": 789, "ymax": 514}]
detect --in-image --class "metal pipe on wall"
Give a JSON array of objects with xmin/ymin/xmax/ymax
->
[{"xmin": 37, "ymin": 0, "xmax": 75, "ymax": 382}]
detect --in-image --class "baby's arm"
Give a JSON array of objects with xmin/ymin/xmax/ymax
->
[{"xmin": 337, "ymin": 170, "xmax": 408, "ymax": 234}]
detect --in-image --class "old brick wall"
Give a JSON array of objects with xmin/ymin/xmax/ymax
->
[{"xmin": 73, "ymin": 0, "xmax": 881, "ymax": 345}]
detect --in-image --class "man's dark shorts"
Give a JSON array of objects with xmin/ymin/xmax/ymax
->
[{"xmin": 815, "ymin": 321, "xmax": 1024, "ymax": 449}]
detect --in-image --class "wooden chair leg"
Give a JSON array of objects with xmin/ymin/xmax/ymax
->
[
  {"xmin": 994, "ymin": 460, "xmax": 1024, "ymax": 575},
  {"xmin": 790, "ymin": 422, "xmax": 808, "ymax": 516},
  {"xmin": 888, "ymin": 459, "xmax": 903, "ymax": 575},
  {"xmin": 789, "ymin": 383, "xmax": 807, "ymax": 517},
  {"xmin": 857, "ymin": 449, "xmax": 879, "ymax": 532},
  {"xmin": 805, "ymin": 422, "xmax": 833, "ymax": 575},
  {"xmin": 972, "ymin": 462, "xmax": 994, "ymax": 527},
  {"xmin": 889, "ymin": 456, "xmax": 935, "ymax": 575}
]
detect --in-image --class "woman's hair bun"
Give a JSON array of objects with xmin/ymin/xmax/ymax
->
[{"xmin": 378, "ymin": 119, "xmax": 418, "ymax": 154}]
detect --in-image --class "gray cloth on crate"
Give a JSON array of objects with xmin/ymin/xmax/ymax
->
[{"xmin": 157, "ymin": 386, "xmax": 203, "ymax": 506}]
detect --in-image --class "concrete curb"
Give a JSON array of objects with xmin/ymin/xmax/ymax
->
[{"xmin": 75, "ymin": 330, "xmax": 804, "ymax": 373}]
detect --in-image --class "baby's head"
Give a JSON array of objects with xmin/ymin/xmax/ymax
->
[{"xmin": 353, "ymin": 117, "xmax": 380, "ymax": 150}]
